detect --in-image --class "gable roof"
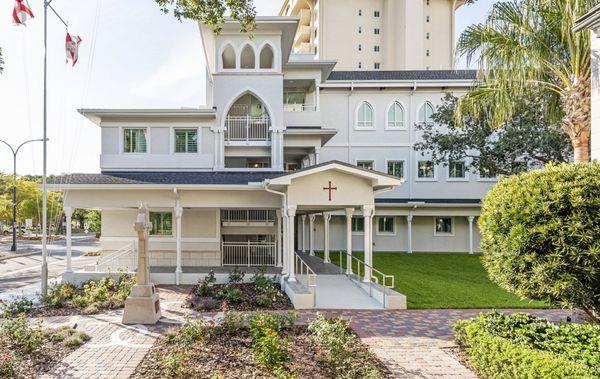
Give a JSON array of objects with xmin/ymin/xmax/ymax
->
[{"xmin": 266, "ymin": 160, "xmax": 402, "ymax": 188}]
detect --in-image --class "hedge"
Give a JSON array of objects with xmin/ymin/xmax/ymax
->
[{"xmin": 454, "ymin": 312, "xmax": 599, "ymax": 379}]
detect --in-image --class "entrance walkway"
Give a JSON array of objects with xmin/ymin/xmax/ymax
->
[{"xmin": 296, "ymin": 251, "xmax": 384, "ymax": 309}]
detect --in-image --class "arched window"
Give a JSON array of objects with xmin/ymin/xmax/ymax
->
[
  {"xmin": 221, "ymin": 44, "xmax": 236, "ymax": 69},
  {"xmin": 418, "ymin": 102, "xmax": 435, "ymax": 125},
  {"xmin": 240, "ymin": 44, "xmax": 256, "ymax": 69},
  {"xmin": 259, "ymin": 45, "xmax": 274, "ymax": 69},
  {"xmin": 356, "ymin": 101, "xmax": 374, "ymax": 128},
  {"xmin": 387, "ymin": 101, "xmax": 404, "ymax": 128}
]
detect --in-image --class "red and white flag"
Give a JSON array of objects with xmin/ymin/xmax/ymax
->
[
  {"xmin": 65, "ymin": 33, "xmax": 82, "ymax": 66},
  {"xmin": 13, "ymin": 0, "xmax": 34, "ymax": 26}
]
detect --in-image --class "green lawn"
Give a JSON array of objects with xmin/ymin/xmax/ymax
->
[{"xmin": 318, "ymin": 252, "xmax": 550, "ymax": 309}]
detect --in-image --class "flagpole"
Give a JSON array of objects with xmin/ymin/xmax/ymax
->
[{"xmin": 41, "ymin": 0, "xmax": 50, "ymax": 297}]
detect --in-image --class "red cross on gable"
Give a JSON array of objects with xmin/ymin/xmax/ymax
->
[{"xmin": 323, "ymin": 181, "xmax": 338, "ymax": 201}]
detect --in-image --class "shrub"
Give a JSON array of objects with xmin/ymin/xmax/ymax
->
[
  {"xmin": 222, "ymin": 311, "xmax": 246, "ymax": 334},
  {"xmin": 454, "ymin": 312, "xmax": 599, "ymax": 378},
  {"xmin": 161, "ymin": 348, "xmax": 188, "ymax": 377},
  {"xmin": 308, "ymin": 314, "xmax": 382, "ymax": 379},
  {"xmin": 252, "ymin": 327, "xmax": 290, "ymax": 373},
  {"xmin": 217, "ymin": 285, "xmax": 243, "ymax": 304},
  {"xmin": 42, "ymin": 283, "xmax": 78, "ymax": 308},
  {"xmin": 1, "ymin": 315, "xmax": 44, "ymax": 353},
  {"xmin": 248, "ymin": 312, "xmax": 297, "ymax": 339},
  {"xmin": 197, "ymin": 271, "xmax": 216, "ymax": 297},
  {"xmin": 0, "ymin": 297, "xmax": 34, "ymax": 318},
  {"xmin": 0, "ymin": 353, "xmax": 15, "ymax": 378},
  {"xmin": 43, "ymin": 325, "xmax": 90, "ymax": 347},
  {"xmin": 228, "ymin": 267, "xmax": 245, "ymax": 284},
  {"xmin": 164, "ymin": 318, "xmax": 212, "ymax": 346},
  {"xmin": 479, "ymin": 162, "xmax": 600, "ymax": 321}
]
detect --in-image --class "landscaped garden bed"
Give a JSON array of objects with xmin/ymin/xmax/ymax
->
[
  {"xmin": 454, "ymin": 312, "xmax": 600, "ymax": 379},
  {"xmin": 0, "ymin": 274, "xmax": 136, "ymax": 318},
  {"xmin": 186, "ymin": 268, "xmax": 293, "ymax": 311},
  {"xmin": 0, "ymin": 315, "xmax": 90, "ymax": 378},
  {"xmin": 132, "ymin": 311, "xmax": 391, "ymax": 378}
]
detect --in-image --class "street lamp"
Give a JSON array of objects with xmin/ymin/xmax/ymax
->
[{"xmin": 0, "ymin": 138, "xmax": 46, "ymax": 252}]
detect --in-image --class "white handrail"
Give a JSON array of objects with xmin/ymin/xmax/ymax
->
[
  {"xmin": 224, "ymin": 116, "xmax": 271, "ymax": 142},
  {"xmin": 294, "ymin": 252, "xmax": 317, "ymax": 307},
  {"xmin": 337, "ymin": 251, "xmax": 395, "ymax": 306},
  {"xmin": 95, "ymin": 243, "xmax": 136, "ymax": 272},
  {"xmin": 222, "ymin": 241, "xmax": 277, "ymax": 266}
]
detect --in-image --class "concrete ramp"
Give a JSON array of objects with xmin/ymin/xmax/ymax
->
[{"xmin": 315, "ymin": 275, "xmax": 383, "ymax": 309}]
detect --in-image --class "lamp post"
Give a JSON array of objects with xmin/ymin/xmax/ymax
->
[{"xmin": 0, "ymin": 139, "xmax": 45, "ymax": 252}]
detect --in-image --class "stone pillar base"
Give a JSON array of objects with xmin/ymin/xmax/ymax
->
[{"xmin": 122, "ymin": 284, "xmax": 162, "ymax": 325}]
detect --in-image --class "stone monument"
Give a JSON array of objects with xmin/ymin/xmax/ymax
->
[{"xmin": 122, "ymin": 204, "xmax": 161, "ymax": 324}]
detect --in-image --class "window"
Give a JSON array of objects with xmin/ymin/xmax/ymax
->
[
  {"xmin": 356, "ymin": 102, "xmax": 374, "ymax": 128},
  {"xmin": 479, "ymin": 166, "xmax": 498, "ymax": 180},
  {"xmin": 374, "ymin": 10, "xmax": 380, "ymax": 17},
  {"xmin": 418, "ymin": 102, "xmax": 435, "ymax": 125},
  {"xmin": 259, "ymin": 45, "xmax": 274, "ymax": 69},
  {"xmin": 434, "ymin": 217, "xmax": 453, "ymax": 236},
  {"xmin": 240, "ymin": 44, "xmax": 255, "ymax": 69},
  {"xmin": 221, "ymin": 44, "xmax": 236, "ymax": 69},
  {"xmin": 448, "ymin": 161, "xmax": 466, "ymax": 179},
  {"xmin": 352, "ymin": 218, "xmax": 364, "ymax": 232},
  {"xmin": 374, "ymin": 45, "xmax": 380, "ymax": 52},
  {"xmin": 358, "ymin": 26, "xmax": 362, "ymax": 34},
  {"xmin": 357, "ymin": 160, "xmax": 374, "ymax": 170},
  {"xmin": 358, "ymin": 44, "xmax": 362, "ymax": 51},
  {"xmin": 387, "ymin": 161, "xmax": 404, "ymax": 178},
  {"xmin": 358, "ymin": 9, "xmax": 362, "ymax": 16},
  {"xmin": 418, "ymin": 160, "xmax": 435, "ymax": 179},
  {"xmin": 374, "ymin": 28, "xmax": 380, "ymax": 34},
  {"xmin": 174, "ymin": 129, "xmax": 198, "ymax": 153},
  {"xmin": 378, "ymin": 217, "xmax": 394, "ymax": 234},
  {"xmin": 374, "ymin": 62, "xmax": 380, "ymax": 69},
  {"xmin": 124, "ymin": 128, "xmax": 147, "ymax": 153},
  {"xmin": 387, "ymin": 101, "xmax": 404, "ymax": 128},
  {"xmin": 150, "ymin": 212, "xmax": 173, "ymax": 236}
]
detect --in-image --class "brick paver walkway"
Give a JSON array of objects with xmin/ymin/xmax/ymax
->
[{"xmin": 35, "ymin": 285, "xmax": 580, "ymax": 379}]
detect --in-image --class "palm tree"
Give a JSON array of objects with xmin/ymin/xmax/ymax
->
[{"xmin": 456, "ymin": 0, "xmax": 594, "ymax": 162}]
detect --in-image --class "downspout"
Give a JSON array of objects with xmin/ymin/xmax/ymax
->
[
  {"xmin": 264, "ymin": 181, "xmax": 288, "ymax": 276},
  {"xmin": 347, "ymin": 81, "xmax": 354, "ymax": 162},
  {"xmin": 173, "ymin": 188, "xmax": 182, "ymax": 285},
  {"xmin": 408, "ymin": 81, "xmax": 417, "ymax": 200}
]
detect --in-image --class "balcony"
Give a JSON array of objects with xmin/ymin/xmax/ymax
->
[
  {"xmin": 221, "ymin": 209, "xmax": 275, "ymax": 226},
  {"xmin": 225, "ymin": 116, "xmax": 271, "ymax": 143},
  {"xmin": 284, "ymin": 103, "xmax": 317, "ymax": 112},
  {"xmin": 294, "ymin": 25, "xmax": 311, "ymax": 46}
]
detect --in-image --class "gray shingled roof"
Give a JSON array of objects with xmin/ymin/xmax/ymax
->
[
  {"xmin": 327, "ymin": 70, "xmax": 478, "ymax": 81},
  {"xmin": 49, "ymin": 172, "xmax": 282, "ymax": 185}
]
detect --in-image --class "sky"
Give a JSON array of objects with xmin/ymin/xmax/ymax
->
[{"xmin": 0, "ymin": 0, "xmax": 496, "ymax": 176}]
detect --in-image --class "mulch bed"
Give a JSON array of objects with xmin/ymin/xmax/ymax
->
[
  {"xmin": 28, "ymin": 305, "xmax": 120, "ymax": 318},
  {"xmin": 131, "ymin": 325, "xmax": 392, "ymax": 379},
  {"xmin": 185, "ymin": 283, "xmax": 294, "ymax": 311}
]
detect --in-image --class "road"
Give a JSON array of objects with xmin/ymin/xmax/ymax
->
[{"xmin": 0, "ymin": 235, "xmax": 100, "ymax": 301}]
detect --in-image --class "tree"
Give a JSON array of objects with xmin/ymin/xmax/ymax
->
[
  {"xmin": 154, "ymin": 0, "xmax": 256, "ymax": 34},
  {"xmin": 479, "ymin": 163, "xmax": 600, "ymax": 322},
  {"xmin": 456, "ymin": 0, "xmax": 595, "ymax": 162},
  {"xmin": 414, "ymin": 94, "xmax": 572, "ymax": 176}
]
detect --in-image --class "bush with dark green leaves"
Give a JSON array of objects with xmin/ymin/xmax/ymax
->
[
  {"xmin": 479, "ymin": 162, "xmax": 600, "ymax": 322},
  {"xmin": 454, "ymin": 312, "xmax": 599, "ymax": 378}
]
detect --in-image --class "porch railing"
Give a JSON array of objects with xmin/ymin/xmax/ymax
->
[
  {"xmin": 221, "ymin": 209, "xmax": 275, "ymax": 223},
  {"xmin": 337, "ymin": 251, "xmax": 395, "ymax": 307},
  {"xmin": 283, "ymin": 103, "xmax": 317, "ymax": 112},
  {"xmin": 222, "ymin": 241, "xmax": 277, "ymax": 266},
  {"xmin": 225, "ymin": 116, "xmax": 271, "ymax": 142},
  {"xmin": 95, "ymin": 243, "xmax": 136, "ymax": 272},
  {"xmin": 294, "ymin": 252, "xmax": 317, "ymax": 307}
]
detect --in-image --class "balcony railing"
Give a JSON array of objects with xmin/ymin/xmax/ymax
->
[
  {"xmin": 283, "ymin": 103, "xmax": 317, "ymax": 112},
  {"xmin": 222, "ymin": 242, "xmax": 277, "ymax": 266},
  {"xmin": 221, "ymin": 209, "xmax": 275, "ymax": 223},
  {"xmin": 225, "ymin": 116, "xmax": 271, "ymax": 142}
]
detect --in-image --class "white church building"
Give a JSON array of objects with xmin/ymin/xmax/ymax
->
[{"xmin": 51, "ymin": 1, "xmax": 494, "ymax": 306}]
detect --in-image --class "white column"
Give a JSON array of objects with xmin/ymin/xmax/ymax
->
[
  {"xmin": 323, "ymin": 212, "xmax": 331, "ymax": 263},
  {"xmin": 308, "ymin": 214, "xmax": 316, "ymax": 256},
  {"xmin": 314, "ymin": 148, "xmax": 321, "ymax": 165},
  {"xmin": 345, "ymin": 208, "xmax": 354, "ymax": 274},
  {"xmin": 64, "ymin": 206, "xmax": 73, "ymax": 273},
  {"xmin": 287, "ymin": 206, "xmax": 297, "ymax": 282},
  {"xmin": 315, "ymin": 81, "xmax": 320, "ymax": 111},
  {"xmin": 276, "ymin": 209, "xmax": 283, "ymax": 267},
  {"xmin": 281, "ymin": 210, "xmax": 289, "ymax": 275},
  {"xmin": 407, "ymin": 212, "xmax": 413, "ymax": 254},
  {"xmin": 468, "ymin": 216, "xmax": 475, "ymax": 255},
  {"xmin": 300, "ymin": 215, "xmax": 307, "ymax": 252},
  {"xmin": 363, "ymin": 205, "xmax": 374, "ymax": 282},
  {"xmin": 175, "ymin": 203, "xmax": 183, "ymax": 285}
]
